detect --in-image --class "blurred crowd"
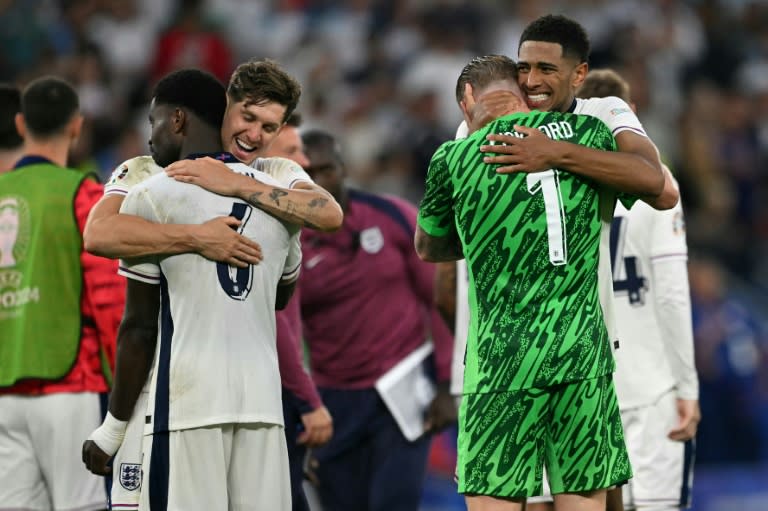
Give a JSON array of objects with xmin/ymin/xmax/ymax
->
[{"xmin": 2, "ymin": 0, "xmax": 768, "ymax": 466}]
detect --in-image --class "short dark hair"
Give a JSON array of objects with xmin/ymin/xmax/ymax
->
[
  {"xmin": 520, "ymin": 14, "xmax": 590, "ymax": 64},
  {"xmin": 21, "ymin": 77, "xmax": 79, "ymax": 138},
  {"xmin": 577, "ymin": 69, "xmax": 631, "ymax": 102},
  {"xmin": 285, "ymin": 112, "xmax": 302, "ymax": 128},
  {"xmin": 227, "ymin": 59, "xmax": 302, "ymax": 123},
  {"xmin": 152, "ymin": 69, "xmax": 226, "ymax": 129},
  {"xmin": 302, "ymin": 129, "xmax": 342, "ymax": 162},
  {"xmin": 0, "ymin": 84, "xmax": 22, "ymax": 149},
  {"xmin": 455, "ymin": 54, "xmax": 518, "ymax": 104}
]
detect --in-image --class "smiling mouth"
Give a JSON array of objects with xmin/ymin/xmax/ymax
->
[
  {"xmin": 526, "ymin": 93, "xmax": 550, "ymax": 104},
  {"xmin": 235, "ymin": 139, "xmax": 256, "ymax": 153}
]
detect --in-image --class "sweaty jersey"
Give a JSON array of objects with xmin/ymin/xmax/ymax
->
[
  {"xmin": 119, "ymin": 162, "xmax": 300, "ymax": 432},
  {"xmin": 419, "ymin": 110, "xmax": 623, "ymax": 393},
  {"xmin": 611, "ymin": 193, "xmax": 697, "ymax": 409}
]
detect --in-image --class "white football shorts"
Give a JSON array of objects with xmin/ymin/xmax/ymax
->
[
  {"xmin": 139, "ymin": 423, "xmax": 291, "ymax": 510},
  {"xmin": 0, "ymin": 392, "xmax": 108, "ymax": 511}
]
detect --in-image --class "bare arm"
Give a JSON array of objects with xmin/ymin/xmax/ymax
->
[
  {"xmin": 84, "ymin": 194, "xmax": 263, "ymax": 266},
  {"xmin": 434, "ymin": 262, "xmax": 457, "ymax": 334},
  {"xmin": 482, "ymin": 126, "xmax": 666, "ymax": 199},
  {"xmin": 165, "ymin": 157, "xmax": 343, "ymax": 231},
  {"xmin": 108, "ymin": 280, "xmax": 160, "ymax": 420},
  {"xmin": 276, "ymin": 280, "xmax": 297, "ymax": 310},
  {"xmin": 82, "ymin": 279, "xmax": 159, "ymax": 475},
  {"xmin": 465, "ymin": 88, "xmax": 675, "ymax": 210},
  {"xmin": 415, "ymin": 224, "xmax": 463, "ymax": 263}
]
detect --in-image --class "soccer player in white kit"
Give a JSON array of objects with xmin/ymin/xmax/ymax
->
[
  {"xmin": 578, "ymin": 69, "xmax": 700, "ymax": 511},
  {"xmin": 82, "ymin": 61, "xmax": 341, "ymax": 510},
  {"xmin": 81, "ymin": 69, "xmax": 303, "ymax": 510}
]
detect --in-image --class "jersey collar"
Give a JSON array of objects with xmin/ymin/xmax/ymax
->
[
  {"xmin": 184, "ymin": 152, "xmax": 240, "ymax": 164},
  {"xmin": 566, "ymin": 98, "xmax": 577, "ymax": 113},
  {"xmin": 13, "ymin": 155, "xmax": 56, "ymax": 169}
]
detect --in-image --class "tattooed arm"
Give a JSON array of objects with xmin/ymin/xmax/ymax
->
[
  {"xmin": 244, "ymin": 180, "xmax": 342, "ymax": 232},
  {"xmin": 165, "ymin": 157, "xmax": 343, "ymax": 231},
  {"xmin": 415, "ymin": 224, "xmax": 463, "ymax": 263}
]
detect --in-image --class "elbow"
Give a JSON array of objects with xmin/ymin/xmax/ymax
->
[
  {"xmin": 414, "ymin": 237, "xmax": 437, "ymax": 262},
  {"xmin": 83, "ymin": 226, "xmax": 110, "ymax": 257},
  {"xmin": 318, "ymin": 206, "xmax": 345, "ymax": 233}
]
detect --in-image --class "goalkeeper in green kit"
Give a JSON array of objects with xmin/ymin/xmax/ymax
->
[{"xmin": 415, "ymin": 54, "xmax": 636, "ymax": 511}]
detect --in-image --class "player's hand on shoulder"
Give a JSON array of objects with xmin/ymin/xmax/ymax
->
[
  {"xmin": 195, "ymin": 216, "xmax": 263, "ymax": 267},
  {"xmin": 668, "ymin": 398, "xmax": 701, "ymax": 442},
  {"xmin": 424, "ymin": 384, "xmax": 458, "ymax": 434},
  {"xmin": 481, "ymin": 125, "xmax": 557, "ymax": 175},
  {"xmin": 298, "ymin": 405, "xmax": 333, "ymax": 447},
  {"xmin": 165, "ymin": 156, "xmax": 245, "ymax": 196},
  {"xmin": 81, "ymin": 439, "xmax": 112, "ymax": 476}
]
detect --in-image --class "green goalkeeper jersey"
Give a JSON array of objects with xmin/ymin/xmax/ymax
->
[{"xmin": 418, "ymin": 110, "xmax": 627, "ymax": 393}]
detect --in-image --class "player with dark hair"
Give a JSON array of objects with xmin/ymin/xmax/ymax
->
[
  {"xmin": 0, "ymin": 84, "xmax": 23, "ymax": 172},
  {"xmin": 260, "ymin": 111, "xmax": 333, "ymax": 511},
  {"xmin": 82, "ymin": 68, "xmax": 299, "ymax": 509},
  {"xmin": 298, "ymin": 129, "xmax": 456, "ymax": 511},
  {"xmin": 0, "ymin": 76, "xmax": 125, "ymax": 511},
  {"xmin": 417, "ymin": 54, "xmax": 633, "ymax": 511},
  {"xmin": 81, "ymin": 60, "xmax": 341, "ymax": 510},
  {"xmin": 461, "ymin": 14, "xmax": 678, "ymax": 210}
]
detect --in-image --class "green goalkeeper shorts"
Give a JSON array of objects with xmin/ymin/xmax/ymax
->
[{"xmin": 457, "ymin": 375, "xmax": 632, "ymax": 498}]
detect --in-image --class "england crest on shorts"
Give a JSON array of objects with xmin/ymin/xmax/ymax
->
[
  {"xmin": 360, "ymin": 226, "xmax": 384, "ymax": 254},
  {"xmin": 119, "ymin": 463, "xmax": 142, "ymax": 491}
]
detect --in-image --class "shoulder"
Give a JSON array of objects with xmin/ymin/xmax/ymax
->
[
  {"xmin": 104, "ymin": 155, "xmax": 163, "ymax": 196},
  {"xmin": 230, "ymin": 161, "xmax": 283, "ymax": 187},
  {"xmin": 574, "ymin": 96, "xmax": 631, "ymax": 117},
  {"xmin": 250, "ymin": 156, "xmax": 310, "ymax": 187},
  {"xmin": 350, "ymin": 189, "xmax": 416, "ymax": 232}
]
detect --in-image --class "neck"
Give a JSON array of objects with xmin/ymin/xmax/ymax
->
[
  {"xmin": 21, "ymin": 138, "xmax": 71, "ymax": 168},
  {"xmin": 180, "ymin": 127, "xmax": 223, "ymax": 158},
  {"xmin": 0, "ymin": 147, "xmax": 24, "ymax": 173},
  {"xmin": 338, "ymin": 187, "xmax": 350, "ymax": 212}
]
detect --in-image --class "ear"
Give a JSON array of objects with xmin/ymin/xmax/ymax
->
[
  {"xmin": 572, "ymin": 62, "xmax": 589, "ymax": 89},
  {"xmin": 172, "ymin": 108, "xmax": 186, "ymax": 135},
  {"xmin": 14, "ymin": 113, "xmax": 26, "ymax": 139},
  {"xmin": 68, "ymin": 113, "xmax": 84, "ymax": 140}
]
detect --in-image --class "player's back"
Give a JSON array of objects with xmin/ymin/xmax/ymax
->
[
  {"xmin": 611, "ymin": 199, "xmax": 684, "ymax": 409},
  {"xmin": 435, "ymin": 110, "xmax": 618, "ymax": 392},
  {"xmin": 121, "ymin": 162, "xmax": 296, "ymax": 432}
]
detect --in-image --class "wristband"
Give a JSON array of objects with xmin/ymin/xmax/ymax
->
[{"xmin": 88, "ymin": 411, "xmax": 128, "ymax": 456}]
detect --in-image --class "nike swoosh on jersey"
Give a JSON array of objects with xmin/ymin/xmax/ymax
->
[{"xmin": 305, "ymin": 254, "xmax": 325, "ymax": 269}]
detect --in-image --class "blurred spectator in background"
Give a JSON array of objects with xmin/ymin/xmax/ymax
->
[
  {"xmin": 150, "ymin": 0, "xmax": 234, "ymax": 84},
  {"xmin": 689, "ymin": 254, "xmax": 768, "ymax": 464},
  {"xmin": 0, "ymin": 83, "xmax": 23, "ymax": 172}
]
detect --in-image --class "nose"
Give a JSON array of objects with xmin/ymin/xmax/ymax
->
[
  {"xmin": 525, "ymin": 68, "xmax": 542, "ymax": 88},
  {"xmin": 245, "ymin": 124, "xmax": 263, "ymax": 143}
]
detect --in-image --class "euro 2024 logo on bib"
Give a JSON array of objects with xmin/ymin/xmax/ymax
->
[
  {"xmin": 0, "ymin": 196, "xmax": 37, "ymax": 318},
  {"xmin": 360, "ymin": 226, "xmax": 384, "ymax": 254},
  {"xmin": 0, "ymin": 196, "xmax": 30, "ymax": 268}
]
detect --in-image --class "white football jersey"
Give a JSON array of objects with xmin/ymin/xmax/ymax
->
[
  {"xmin": 104, "ymin": 155, "xmax": 313, "ymax": 197},
  {"xmin": 572, "ymin": 96, "xmax": 650, "ymax": 356},
  {"xmin": 104, "ymin": 156, "xmax": 162, "ymax": 196},
  {"xmin": 119, "ymin": 163, "xmax": 300, "ymax": 433},
  {"xmin": 611, "ymin": 196, "xmax": 690, "ymax": 409},
  {"xmin": 450, "ymin": 260, "xmax": 470, "ymax": 397}
]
